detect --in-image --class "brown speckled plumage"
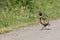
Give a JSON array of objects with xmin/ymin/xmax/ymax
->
[{"xmin": 38, "ymin": 11, "xmax": 50, "ymax": 29}]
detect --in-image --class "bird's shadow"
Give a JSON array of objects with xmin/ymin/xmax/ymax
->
[{"xmin": 40, "ymin": 28, "xmax": 51, "ymax": 30}]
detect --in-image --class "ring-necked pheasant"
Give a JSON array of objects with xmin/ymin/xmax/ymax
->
[{"xmin": 38, "ymin": 11, "xmax": 50, "ymax": 30}]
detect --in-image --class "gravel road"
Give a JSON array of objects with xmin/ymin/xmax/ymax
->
[{"xmin": 0, "ymin": 19, "xmax": 60, "ymax": 40}]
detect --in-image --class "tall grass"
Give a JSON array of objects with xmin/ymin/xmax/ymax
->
[{"xmin": 0, "ymin": 0, "xmax": 60, "ymax": 34}]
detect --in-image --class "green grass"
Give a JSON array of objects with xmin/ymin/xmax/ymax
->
[
  {"xmin": 0, "ymin": 0, "xmax": 60, "ymax": 34},
  {"xmin": 0, "ymin": 19, "xmax": 39, "ymax": 34}
]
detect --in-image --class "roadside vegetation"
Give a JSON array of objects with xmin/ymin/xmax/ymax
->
[{"xmin": 0, "ymin": 0, "xmax": 60, "ymax": 34}]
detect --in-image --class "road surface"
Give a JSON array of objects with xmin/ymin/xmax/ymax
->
[{"xmin": 0, "ymin": 19, "xmax": 60, "ymax": 40}]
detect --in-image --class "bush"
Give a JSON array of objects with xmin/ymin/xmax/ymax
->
[{"xmin": 0, "ymin": 0, "xmax": 60, "ymax": 28}]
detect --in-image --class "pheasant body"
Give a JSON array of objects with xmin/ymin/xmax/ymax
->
[{"xmin": 38, "ymin": 11, "xmax": 50, "ymax": 30}]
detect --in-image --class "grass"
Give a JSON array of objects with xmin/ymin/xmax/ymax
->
[
  {"xmin": 0, "ymin": 19, "xmax": 39, "ymax": 34},
  {"xmin": 0, "ymin": 0, "xmax": 60, "ymax": 34}
]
